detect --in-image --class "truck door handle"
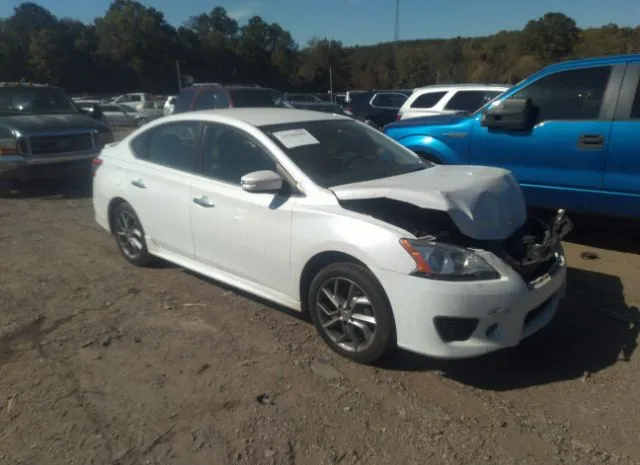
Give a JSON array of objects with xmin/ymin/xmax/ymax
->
[
  {"xmin": 193, "ymin": 196, "xmax": 215, "ymax": 208},
  {"xmin": 577, "ymin": 134, "xmax": 605, "ymax": 149},
  {"xmin": 131, "ymin": 179, "xmax": 146, "ymax": 189}
]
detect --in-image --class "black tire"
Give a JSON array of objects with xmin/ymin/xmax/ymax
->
[
  {"xmin": 112, "ymin": 202, "xmax": 154, "ymax": 267},
  {"xmin": 308, "ymin": 262, "xmax": 395, "ymax": 364}
]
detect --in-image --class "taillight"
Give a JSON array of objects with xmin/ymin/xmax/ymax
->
[
  {"xmin": 396, "ymin": 113, "xmax": 401, "ymax": 120},
  {"xmin": 92, "ymin": 157, "xmax": 103, "ymax": 177}
]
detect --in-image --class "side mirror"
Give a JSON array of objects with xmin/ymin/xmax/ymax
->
[
  {"xmin": 481, "ymin": 97, "xmax": 534, "ymax": 131},
  {"xmin": 240, "ymin": 170, "xmax": 283, "ymax": 193}
]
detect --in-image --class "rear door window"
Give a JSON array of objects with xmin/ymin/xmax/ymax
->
[
  {"xmin": 410, "ymin": 91, "xmax": 448, "ymax": 108},
  {"xmin": 174, "ymin": 88, "xmax": 197, "ymax": 113}
]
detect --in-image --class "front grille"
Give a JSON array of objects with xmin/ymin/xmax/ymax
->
[{"xmin": 26, "ymin": 133, "xmax": 94, "ymax": 156}]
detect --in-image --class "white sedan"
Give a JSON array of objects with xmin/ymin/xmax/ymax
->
[{"xmin": 92, "ymin": 108, "xmax": 571, "ymax": 364}]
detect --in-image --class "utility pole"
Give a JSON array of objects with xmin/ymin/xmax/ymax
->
[
  {"xmin": 176, "ymin": 60, "xmax": 182, "ymax": 90},
  {"xmin": 393, "ymin": 0, "xmax": 400, "ymax": 64},
  {"xmin": 329, "ymin": 66, "xmax": 334, "ymax": 101}
]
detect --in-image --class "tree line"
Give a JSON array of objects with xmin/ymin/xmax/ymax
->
[{"xmin": 1, "ymin": 1, "xmax": 639, "ymax": 95}]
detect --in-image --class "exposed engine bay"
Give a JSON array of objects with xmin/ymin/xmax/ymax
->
[{"xmin": 338, "ymin": 197, "xmax": 573, "ymax": 282}]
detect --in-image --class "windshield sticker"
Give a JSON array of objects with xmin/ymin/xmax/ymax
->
[{"xmin": 272, "ymin": 129, "xmax": 319, "ymax": 149}]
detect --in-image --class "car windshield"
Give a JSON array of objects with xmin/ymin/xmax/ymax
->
[
  {"xmin": 0, "ymin": 86, "xmax": 78, "ymax": 115},
  {"xmin": 261, "ymin": 119, "xmax": 429, "ymax": 188}
]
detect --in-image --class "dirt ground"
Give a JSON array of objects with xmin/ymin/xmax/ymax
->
[{"xmin": 1, "ymin": 153, "xmax": 640, "ymax": 465}]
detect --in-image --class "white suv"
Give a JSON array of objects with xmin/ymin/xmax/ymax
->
[{"xmin": 397, "ymin": 84, "xmax": 510, "ymax": 121}]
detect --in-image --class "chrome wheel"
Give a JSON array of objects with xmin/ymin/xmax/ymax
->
[
  {"xmin": 315, "ymin": 277, "xmax": 378, "ymax": 353},
  {"xmin": 115, "ymin": 209, "xmax": 144, "ymax": 260}
]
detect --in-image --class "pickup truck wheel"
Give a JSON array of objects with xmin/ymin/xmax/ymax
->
[
  {"xmin": 113, "ymin": 202, "xmax": 154, "ymax": 267},
  {"xmin": 308, "ymin": 262, "xmax": 395, "ymax": 365}
]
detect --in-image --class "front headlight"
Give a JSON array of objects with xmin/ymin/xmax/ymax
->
[{"xmin": 400, "ymin": 238, "xmax": 500, "ymax": 281}]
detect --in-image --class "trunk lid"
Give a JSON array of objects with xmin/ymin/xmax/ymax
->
[{"xmin": 329, "ymin": 165, "xmax": 527, "ymax": 241}]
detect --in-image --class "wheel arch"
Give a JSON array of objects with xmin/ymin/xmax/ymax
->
[
  {"xmin": 298, "ymin": 251, "xmax": 365, "ymax": 314},
  {"xmin": 107, "ymin": 197, "xmax": 128, "ymax": 234}
]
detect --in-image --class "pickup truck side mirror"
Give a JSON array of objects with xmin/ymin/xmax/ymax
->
[{"xmin": 481, "ymin": 97, "xmax": 534, "ymax": 131}]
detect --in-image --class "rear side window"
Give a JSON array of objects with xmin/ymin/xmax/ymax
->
[
  {"xmin": 371, "ymin": 93, "xmax": 407, "ymax": 108},
  {"xmin": 174, "ymin": 88, "xmax": 196, "ymax": 113},
  {"xmin": 410, "ymin": 91, "xmax": 448, "ymax": 109},
  {"xmin": 145, "ymin": 121, "xmax": 202, "ymax": 172},
  {"xmin": 445, "ymin": 91, "xmax": 493, "ymax": 112},
  {"xmin": 229, "ymin": 89, "xmax": 280, "ymax": 107},
  {"xmin": 194, "ymin": 91, "xmax": 219, "ymax": 110}
]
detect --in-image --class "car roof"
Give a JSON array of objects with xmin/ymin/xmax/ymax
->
[
  {"xmin": 169, "ymin": 108, "xmax": 349, "ymax": 127},
  {"xmin": 412, "ymin": 84, "xmax": 510, "ymax": 92}
]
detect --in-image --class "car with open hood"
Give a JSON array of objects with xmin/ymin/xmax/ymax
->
[
  {"xmin": 92, "ymin": 108, "xmax": 571, "ymax": 364},
  {"xmin": 0, "ymin": 82, "xmax": 114, "ymax": 196}
]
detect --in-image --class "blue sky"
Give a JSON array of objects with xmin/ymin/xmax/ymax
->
[{"xmin": 1, "ymin": 0, "xmax": 639, "ymax": 46}]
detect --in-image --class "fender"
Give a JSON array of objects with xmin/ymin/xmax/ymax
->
[{"xmin": 398, "ymin": 135, "xmax": 466, "ymax": 164}]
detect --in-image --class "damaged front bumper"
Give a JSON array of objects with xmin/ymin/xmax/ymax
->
[{"xmin": 374, "ymin": 209, "xmax": 573, "ymax": 359}]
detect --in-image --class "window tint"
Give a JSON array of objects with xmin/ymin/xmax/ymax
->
[
  {"xmin": 174, "ymin": 88, "xmax": 196, "ymax": 113},
  {"xmin": 200, "ymin": 123, "xmax": 277, "ymax": 184},
  {"xmin": 630, "ymin": 80, "xmax": 640, "ymax": 119},
  {"xmin": 229, "ymin": 89, "xmax": 281, "ymax": 107},
  {"xmin": 194, "ymin": 91, "xmax": 218, "ymax": 110},
  {"xmin": 511, "ymin": 66, "xmax": 612, "ymax": 121},
  {"xmin": 445, "ymin": 91, "xmax": 495, "ymax": 112},
  {"xmin": 371, "ymin": 93, "xmax": 406, "ymax": 108},
  {"xmin": 410, "ymin": 91, "xmax": 448, "ymax": 108},
  {"xmin": 129, "ymin": 95, "xmax": 142, "ymax": 102},
  {"xmin": 145, "ymin": 122, "xmax": 201, "ymax": 172}
]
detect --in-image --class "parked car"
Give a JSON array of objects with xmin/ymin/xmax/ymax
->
[
  {"xmin": 163, "ymin": 95, "xmax": 176, "ymax": 116},
  {"xmin": 397, "ymin": 84, "xmax": 510, "ymax": 120},
  {"xmin": 286, "ymin": 100, "xmax": 372, "ymax": 125},
  {"xmin": 173, "ymin": 84, "xmax": 290, "ymax": 113},
  {"xmin": 93, "ymin": 108, "xmax": 571, "ymax": 364},
  {"xmin": 344, "ymin": 90, "xmax": 412, "ymax": 128},
  {"xmin": 383, "ymin": 54, "xmax": 640, "ymax": 220},
  {"xmin": 76, "ymin": 102, "xmax": 150, "ymax": 128},
  {"xmin": 0, "ymin": 82, "xmax": 113, "ymax": 196}
]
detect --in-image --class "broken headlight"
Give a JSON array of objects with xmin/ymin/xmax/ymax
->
[{"xmin": 400, "ymin": 239, "xmax": 500, "ymax": 281}]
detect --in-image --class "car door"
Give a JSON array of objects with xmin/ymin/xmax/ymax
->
[
  {"xmin": 602, "ymin": 61, "xmax": 640, "ymax": 216},
  {"xmin": 469, "ymin": 64, "xmax": 624, "ymax": 208},
  {"xmin": 125, "ymin": 120, "xmax": 203, "ymax": 259},
  {"xmin": 189, "ymin": 122, "xmax": 295, "ymax": 295},
  {"xmin": 368, "ymin": 92, "xmax": 408, "ymax": 127}
]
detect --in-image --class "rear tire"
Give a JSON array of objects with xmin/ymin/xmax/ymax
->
[
  {"xmin": 308, "ymin": 262, "xmax": 395, "ymax": 364},
  {"xmin": 112, "ymin": 202, "xmax": 154, "ymax": 267}
]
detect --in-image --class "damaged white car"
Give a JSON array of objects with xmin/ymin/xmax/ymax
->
[{"xmin": 93, "ymin": 108, "xmax": 572, "ymax": 364}]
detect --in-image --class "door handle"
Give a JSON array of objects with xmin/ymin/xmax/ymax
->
[
  {"xmin": 131, "ymin": 179, "xmax": 146, "ymax": 189},
  {"xmin": 577, "ymin": 134, "xmax": 605, "ymax": 149},
  {"xmin": 193, "ymin": 196, "xmax": 215, "ymax": 208}
]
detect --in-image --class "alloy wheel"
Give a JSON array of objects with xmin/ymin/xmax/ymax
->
[{"xmin": 315, "ymin": 277, "xmax": 378, "ymax": 353}]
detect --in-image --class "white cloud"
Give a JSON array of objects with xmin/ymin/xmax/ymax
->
[{"xmin": 228, "ymin": 1, "xmax": 261, "ymax": 20}]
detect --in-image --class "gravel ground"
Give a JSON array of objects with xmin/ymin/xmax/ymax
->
[{"xmin": 1, "ymin": 137, "xmax": 639, "ymax": 464}]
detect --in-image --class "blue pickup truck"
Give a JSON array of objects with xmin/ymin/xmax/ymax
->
[{"xmin": 383, "ymin": 54, "xmax": 640, "ymax": 219}]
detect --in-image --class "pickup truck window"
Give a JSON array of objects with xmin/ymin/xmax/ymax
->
[
  {"xmin": 510, "ymin": 66, "xmax": 612, "ymax": 121},
  {"xmin": 410, "ymin": 91, "xmax": 447, "ymax": 109},
  {"xmin": 631, "ymin": 81, "xmax": 640, "ymax": 119}
]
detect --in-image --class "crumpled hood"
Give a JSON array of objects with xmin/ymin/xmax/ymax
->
[
  {"xmin": 0, "ymin": 113, "xmax": 109, "ymax": 135},
  {"xmin": 330, "ymin": 165, "xmax": 527, "ymax": 241}
]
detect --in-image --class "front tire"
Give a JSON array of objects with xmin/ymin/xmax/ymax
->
[
  {"xmin": 112, "ymin": 202, "xmax": 153, "ymax": 267},
  {"xmin": 308, "ymin": 262, "xmax": 395, "ymax": 364}
]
